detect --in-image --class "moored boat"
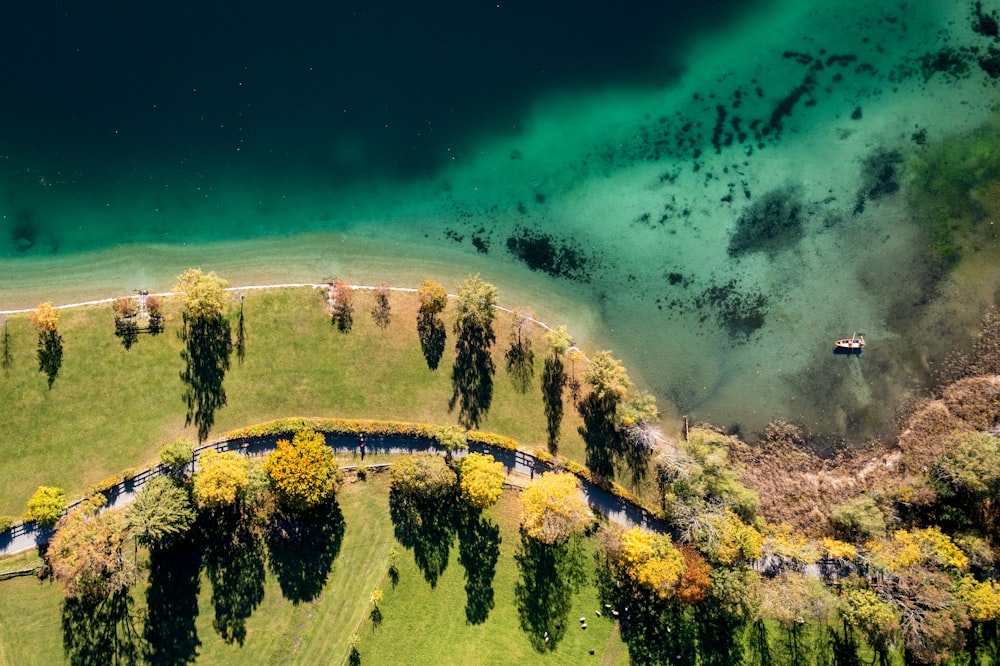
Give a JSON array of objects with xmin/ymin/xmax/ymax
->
[{"xmin": 834, "ymin": 332, "xmax": 865, "ymax": 349}]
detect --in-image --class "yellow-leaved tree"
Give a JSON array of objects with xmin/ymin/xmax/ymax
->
[
  {"xmin": 519, "ymin": 472, "xmax": 592, "ymax": 545},
  {"xmin": 193, "ymin": 449, "xmax": 250, "ymax": 511},
  {"xmin": 173, "ymin": 268, "xmax": 229, "ymax": 320},
  {"xmin": 264, "ymin": 429, "xmax": 340, "ymax": 511},
  {"xmin": 617, "ymin": 526, "xmax": 686, "ymax": 599},
  {"xmin": 458, "ymin": 452, "xmax": 505, "ymax": 510}
]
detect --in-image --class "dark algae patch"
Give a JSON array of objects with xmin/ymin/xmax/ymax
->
[
  {"xmin": 694, "ymin": 279, "xmax": 769, "ymax": 341},
  {"xmin": 728, "ymin": 187, "xmax": 804, "ymax": 258},
  {"xmin": 505, "ymin": 228, "xmax": 593, "ymax": 281},
  {"xmin": 854, "ymin": 149, "xmax": 902, "ymax": 214}
]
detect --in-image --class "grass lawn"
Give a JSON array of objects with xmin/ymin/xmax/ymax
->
[
  {"xmin": 355, "ymin": 490, "xmax": 629, "ymax": 666},
  {"xmin": 0, "ymin": 473, "xmax": 631, "ymax": 665},
  {"xmin": 0, "ymin": 286, "xmax": 589, "ymax": 516}
]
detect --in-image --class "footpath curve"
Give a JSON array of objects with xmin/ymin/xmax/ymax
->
[{"xmin": 0, "ymin": 432, "xmax": 665, "ymax": 558}]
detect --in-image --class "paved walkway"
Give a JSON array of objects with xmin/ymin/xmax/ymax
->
[{"xmin": 0, "ymin": 435, "xmax": 661, "ymax": 558}]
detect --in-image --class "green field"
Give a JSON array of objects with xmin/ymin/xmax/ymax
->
[
  {"xmin": 0, "ymin": 474, "xmax": 629, "ymax": 665},
  {"xmin": 0, "ymin": 286, "xmax": 588, "ymax": 516}
]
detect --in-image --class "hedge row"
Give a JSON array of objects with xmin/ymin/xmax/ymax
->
[{"xmin": 223, "ymin": 417, "xmax": 520, "ymax": 451}]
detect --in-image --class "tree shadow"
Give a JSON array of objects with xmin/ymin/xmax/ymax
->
[
  {"xmin": 62, "ymin": 590, "xmax": 143, "ymax": 666},
  {"xmin": 417, "ymin": 310, "xmax": 446, "ymax": 371},
  {"xmin": 179, "ymin": 313, "xmax": 232, "ymax": 442},
  {"xmin": 234, "ymin": 297, "xmax": 246, "ymax": 365},
  {"xmin": 578, "ymin": 393, "xmax": 620, "ymax": 480},
  {"xmin": 200, "ymin": 507, "xmax": 265, "ymax": 646},
  {"xmin": 621, "ymin": 426, "xmax": 654, "ymax": 490},
  {"xmin": 266, "ymin": 498, "xmax": 345, "ymax": 604},
  {"xmin": 449, "ymin": 323, "xmax": 495, "ymax": 429},
  {"xmin": 541, "ymin": 355, "xmax": 566, "ymax": 453},
  {"xmin": 456, "ymin": 507, "xmax": 501, "ymax": 625},
  {"xmin": 38, "ymin": 329, "xmax": 63, "ymax": 388},
  {"xmin": 504, "ymin": 338, "xmax": 535, "ymax": 393},
  {"xmin": 595, "ymin": 561, "xmax": 698, "ymax": 666},
  {"xmin": 114, "ymin": 318, "xmax": 140, "ymax": 351},
  {"xmin": 514, "ymin": 532, "xmax": 587, "ymax": 652},
  {"xmin": 143, "ymin": 535, "xmax": 202, "ymax": 666},
  {"xmin": 389, "ymin": 490, "xmax": 456, "ymax": 588}
]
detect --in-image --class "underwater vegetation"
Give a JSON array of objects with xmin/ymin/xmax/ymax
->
[{"xmin": 727, "ymin": 187, "xmax": 804, "ymax": 258}]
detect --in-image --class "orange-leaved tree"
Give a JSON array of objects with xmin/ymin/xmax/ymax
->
[{"xmin": 30, "ymin": 302, "xmax": 63, "ymax": 387}]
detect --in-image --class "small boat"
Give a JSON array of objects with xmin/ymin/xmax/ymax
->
[{"xmin": 834, "ymin": 332, "xmax": 865, "ymax": 350}]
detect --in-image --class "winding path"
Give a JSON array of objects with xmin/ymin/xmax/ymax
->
[{"xmin": 0, "ymin": 433, "xmax": 663, "ymax": 559}]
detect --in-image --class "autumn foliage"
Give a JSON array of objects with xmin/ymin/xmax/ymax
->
[
  {"xmin": 617, "ymin": 526, "xmax": 686, "ymax": 599},
  {"xmin": 519, "ymin": 472, "xmax": 592, "ymax": 545},
  {"xmin": 264, "ymin": 429, "xmax": 340, "ymax": 511},
  {"xmin": 47, "ymin": 504, "xmax": 133, "ymax": 599},
  {"xmin": 193, "ymin": 449, "xmax": 251, "ymax": 510},
  {"xmin": 29, "ymin": 302, "xmax": 59, "ymax": 332},
  {"xmin": 458, "ymin": 452, "xmax": 505, "ymax": 510}
]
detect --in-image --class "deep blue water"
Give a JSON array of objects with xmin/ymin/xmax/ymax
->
[{"xmin": 0, "ymin": 0, "xmax": 757, "ymax": 181}]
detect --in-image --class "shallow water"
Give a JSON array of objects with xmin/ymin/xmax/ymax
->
[{"xmin": 2, "ymin": 0, "xmax": 1000, "ymax": 441}]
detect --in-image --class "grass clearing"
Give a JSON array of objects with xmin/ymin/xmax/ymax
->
[{"xmin": 0, "ymin": 287, "xmax": 588, "ymax": 515}]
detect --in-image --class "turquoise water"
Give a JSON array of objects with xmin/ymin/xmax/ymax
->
[{"xmin": 2, "ymin": 0, "xmax": 1000, "ymax": 441}]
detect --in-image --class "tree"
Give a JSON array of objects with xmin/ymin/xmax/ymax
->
[
  {"xmin": 371, "ymin": 283, "xmax": 391, "ymax": 329},
  {"xmin": 193, "ymin": 449, "xmax": 251, "ymax": 511},
  {"xmin": 458, "ymin": 452, "xmax": 505, "ymax": 510},
  {"xmin": 450, "ymin": 274, "xmax": 498, "ymax": 428},
  {"xmin": 519, "ymin": 472, "xmax": 592, "ymax": 545},
  {"xmin": 174, "ymin": 268, "xmax": 233, "ymax": 441},
  {"xmin": 434, "ymin": 424, "xmax": 468, "ymax": 458},
  {"xmin": 235, "ymin": 292, "xmax": 247, "ymax": 364},
  {"xmin": 1, "ymin": 317, "xmax": 11, "ymax": 374},
  {"xmin": 932, "ymin": 432, "xmax": 1000, "ymax": 528},
  {"xmin": 47, "ymin": 504, "xmax": 133, "ymax": 599},
  {"xmin": 417, "ymin": 279, "xmax": 448, "ymax": 370},
  {"xmin": 842, "ymin": 587, "xmax": 900, "ymax": 664},
  {"xmin": 126, "ymin": 476, "xmax": 196, "ymax": 550},
  {"xmin": 578, "ymin": 349, "xmax": 658, "ymax": 483},
  {"xmin": 30, "ymin": 302, "xmax": 62, "ymax": 387},
  {"xmin": 263, "ymin": 429, "xmax": 340, "ymax": 511},
  {"xmin": 146, "ymin": 294, "xmax": 164, "ymax": 334},
  {"xmin": 504, "ymin": 307, "xmax": 535, "ymax": 393},
  {"xmin": 616, "ymin": 526, "xmax": 686, "ymax": 599},
  {"xmin": 26, "ymin": 485, "xmax": 66, "ymax": 526},
  {"xmin": 112, "ymin": 295, "xmax": 140, "ymax": 350},
  {"xmin": 541, "ymin": 326, "xmax": 570, "ymax": 451},
  {"xmin": 389, "ymin": 454, "xmax": 456, "ymax": 503},
  {"xmin": 330, "ymin": 280, "xmax": 354, "ymax": 332},
  {"xmin": 159, "ymin": 438, "xmax": 194, "ymax": 477},
  {"xmin": 173, "ymin": 268, "xmax": 228, "ymax": 320}
]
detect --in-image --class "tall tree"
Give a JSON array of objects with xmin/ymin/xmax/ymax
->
[
  {"xmin": 127, "ymin": 476, "xmax": 196, "ymax": 551},
  {"xmin": 416, "ymin": 279, "xmax": 448, "ymax": 370},
  {"xmin": 193, "ymin": 450, "xmax": 250, "ymax": 511},
  {"xmin": 578, "ymin": 350, "xmax": 658, "ymax": 484},
  {"xmin": 449, "ymin": 274, "xmax": 498, "ymax": 428},
  {"xmin": 371, "ymin": 283, "xmax": 392, "ymax": 329},
  {"xmin": 504, "ymin": 307, "xmax": 535, "ymax": 393},
  {"xmin": 519, "ymin": 472, "xmax": 592, "ymax": 545},
  {"xmin": 174, "ymin": 268, "xmax": 232, "ymax": 441},
  {"xmin": 47, "ymin": 503, "xmax": 133, "ymax": 600},
  {"xmin": 541, "ymin": 325, "xmax": 571, "ymax": 452},
  {"xmin": 330, "ymin": 280, "xmax": 354, "ymax": 333},
  {"xmin": 30, "ymin": 302, "xmax": 62, "ymax": 388},
  {"xmin": 458, "ymin": 452, "xmax": 505, "ymax": 510},
  {"xmin": 263, "ymin": 429, "xmax": 340, "ymax": 511},
  {"xmin": 1, "ymin": 317, "xmax": 11, "ymax": 374}
]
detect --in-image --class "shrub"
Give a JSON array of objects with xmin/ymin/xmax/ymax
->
[
  {"xmin": 389, "ymin": 454, "xmax": 456, "ymax": 503},
  {"xmin": 0, "ymin": 515, "xmax": 14, "ymax": 532},
  {"xmin": 458, "ymin": 453, "xmax": 505, "ymax": 510},
  {"xmin": 160, "ymin": 438, "xmax": 194, "ymax": 471},
  {"xmin": 830, "ymin": 496, "xmax": 887, "ymax": 540},
  {"xmin": 145, "ymin": 294, "xmax": 161, "ymax": 314},
  {"xmin": 111, "ymin": 296, "xmax": 138, "ymax": 318},
  {"xmin": 25, "ymin": 486, "xmax": 67, "ymax": 527}
]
